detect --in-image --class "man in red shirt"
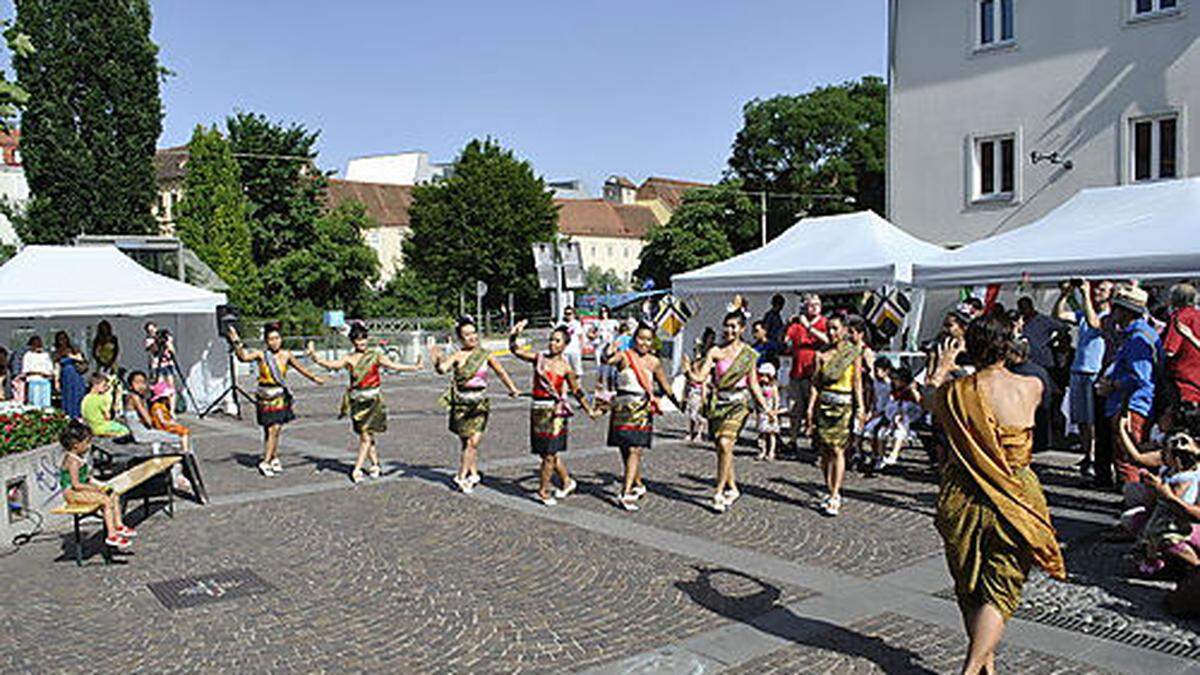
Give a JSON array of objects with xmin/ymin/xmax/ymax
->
[
  {"xmin": 786, "ymin": 293, "xmax": 829, "ymax": 446},
  {"xmin": 1164, "ymin": 283, "xmax": 1200, "ymax": 407}
]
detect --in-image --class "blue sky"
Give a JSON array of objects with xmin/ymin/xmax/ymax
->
[{"xmin": 17, "ymin": 1, "xmax": 889, "ymax": 191}]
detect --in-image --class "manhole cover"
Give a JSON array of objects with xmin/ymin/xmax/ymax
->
[{"xmin": 148, "ymin": 568, "xmax": 274, "ymax": 610}]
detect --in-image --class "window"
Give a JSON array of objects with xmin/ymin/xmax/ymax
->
[
  {"xmin": 1134, "ymin": 0, "xmax": 1179, "ymax": 16},
  {"xmin": 1131, "ymin": 114, "xmax": 1179, "ymax": 182},
  {"xmin": 979, "ymin": 0, "xmax": 1014, "ymax": 46},
  {"xmin": 974, "ymin": 135, "xmax": 1016, "ymax": 200}
]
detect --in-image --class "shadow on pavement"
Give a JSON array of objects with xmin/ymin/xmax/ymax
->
[{"xmin": 675, "ymin": 566, "xmax": 935, "ymax": 674}]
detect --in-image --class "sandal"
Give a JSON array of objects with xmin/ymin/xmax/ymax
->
[
  {"xmin": 105, "ymin": 535, "xmax": 133, "ymax": 550},
  {"xmin": 553, "ymin": 479, "xmax": 578, "ymax": 499},
  {"xmin": 368, "ymin": 465, "xmax": 382, "ymax": 479},
  {"xmin": 631, "ymin": 485, "xmax": 647, "ymax": 499},
  {"xmin": 538, "ymin": 493, "xmax": 558, "ymax": 507},
  {"xmin": 711, "ymin": 493, "xmax": 727, "ymax": 513},
  {"xmin": 115, "ymin": 525, "xmax": 137, "ymax": 538},
  {"xmin": 619, "ymin": 494, "xmax": 640, "ymax": 512}
]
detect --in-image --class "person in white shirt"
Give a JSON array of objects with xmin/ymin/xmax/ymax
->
[
  {"xmin": 560, "ymin": 306, "xmax": 585, "ymax": 376},
  {"xmin": 22, "ymin": 335, "xmax": 55, "ymax": 408}
]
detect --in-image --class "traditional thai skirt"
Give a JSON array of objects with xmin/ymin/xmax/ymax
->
[
  {"xmin": 608, "ymin": 393, "xmax": 653, "ymax": 449},
  {"xmin": 530, "ymin": 397, "xmax": 568, "ymax": 456},
  {"xmin": 347, "ymin": 387, "xmax": 388, "ymax": 435},
  {"xmin": 706, "ymin": 389, "xmax": 751, "ymax": 441},
  {"xmin": 255, "ymin": 384, "xmax": 295, "ymax": 428},
  {"xmin": 813, "ymin": 390, "xmax": 853, "ymax": 450},
  {"xmin": 449, "ymin": 389, "xmax": 490, "ymax": 439}
]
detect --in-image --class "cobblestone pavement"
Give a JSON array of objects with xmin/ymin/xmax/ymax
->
[
  {"xmin": 726, "ymin": 612, "xmax": 1115, "ymax": 674},
  {"xmin": 0, "ymin": 363, "xmax": 1195, "ymax": 673}
]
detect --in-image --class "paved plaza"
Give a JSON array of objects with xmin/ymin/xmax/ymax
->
[{"xmin": 1, "ymin": 361, "xmax": 1198, "ymax": 674}]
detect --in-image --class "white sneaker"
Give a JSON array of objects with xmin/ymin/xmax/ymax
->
[
  {"xmin": 539, "ymin": 494, "xmax": 558, "ymax": 507},
  {"xmin": 723, "ymin": 489, "xmax": 741, "ymax": 505},
  {"xmin": 467, "ymin": 473, "xmax": 481, "ymax": 486},
  {"xmin": 711, "ymin": 493, "xmax": 728, "ymax": 513},
  {"xmin": 823, "ymin": 496, "xmax": 841, "ymax": 517},
  {"xmin": 619, "ymin": 494, "xmax": 640, "ymax": 512},
  {"xmin": 455, "ymin": 476, "xmax": 474, "ymax": 494},
  {"xmin": 368, "ymin": 465, "xmax": 381, "ymax": 479},
  {"xmin": 631, "ymin": 485, "xmax": 647, "ymax": 499},
  {"xmin": 553, "ymin": 479, "xmax": 578, "ymax": 499},
  {"xmin": 270, "ymin": 458, "xmax": 283, "ymax": 473},
  {"xmin": 351, "ymin": 469, "xmax": 365, "ymax": 484},
  {"xmin": 258, "ymin": 462, "xmax": 276, "ymax": 478}
]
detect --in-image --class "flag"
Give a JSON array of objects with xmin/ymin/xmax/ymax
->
[
  {"xmin": 863, "ymin": 286, "xmax": 912, "ymax": 339},
  {"xmin": 655, "ymin": 295, "xmax": 691, "ymax": 337}
]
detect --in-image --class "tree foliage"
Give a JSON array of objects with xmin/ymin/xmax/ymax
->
[
  {"xmin": 398, "ymin": 138, "xmax": 557, "ymax": 315},
  {"xmin": 727, "ymin": 76, "xmax": 885, "ymax": 240},
  {"xmin": 634, "ymin": 183, "xmax": 752, "ymax": 288},
  {"xmin": 175, "ymin": 125, "xmax": 255, "ymax": 308},
  {"xmin": 13, "ymin": 0, "xmax": 163, "ymax": 243},
  {"xmin": 584, "ymin": 265, "xmax": 628, "ymax": 294},
  {"xmin": 222, "ymin": 113, "xmax": 377, "ymax": 323},
  {"xmin": 225, "ymin": 111, "xmax": 324, "ymax": 265}
]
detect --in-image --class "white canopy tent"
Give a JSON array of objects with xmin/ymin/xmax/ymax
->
[
  {"xmin": 669, "ymin": 211, "xmax": 945, "ymax": 373},
  {"xmin": 0, "ymin": 246, "xmax": 230, "ymax": 411},
  {"xmin": 672, "ymin": 211, "xmax": 946, "ymax": 295},
  {"xmin": 912, "ymin": 178, "xmax": 1200, "ymax": 288}
]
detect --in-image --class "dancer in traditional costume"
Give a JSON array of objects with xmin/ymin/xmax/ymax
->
[
  {"xmin": 306, "ymin": 323, "xmax": 424, "ymax": 483},
  {"xmin": 686, "ymin": 311, "xmax": 774, "ymax": 513},
  {"xmin": 230, "ymin": 323, "xmax": 325, "ymax": 478},
  {"xmin": 925, "ymin": 313, "xmax": 1066, "ymax": 675},
  {"xmin": 431, "ymin": 316, "xmax": 521, "ymax": 493},
  {"xmin": 604, "ymin": 322, "xmax": 681, "ymax": 511},
  {"xmin": 508, "ymin": 320, "xmax": 599, "ymax": 506},
  {"xmin": 806, "ymin": 315, "xmax": 867, "ymax": 517}
]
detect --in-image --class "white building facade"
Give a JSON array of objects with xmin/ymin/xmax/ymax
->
[
  {"xmin": 344, "ymin": 151, "xmax": 451, "ymax": 186},
  {"xmin": 888, "ymin": 0, "xmax": 1200, "ymax": 246}
]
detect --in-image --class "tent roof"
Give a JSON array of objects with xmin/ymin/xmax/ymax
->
[
  {"xmin": 912, "ymin": 178, "xmax": 1200, "ymax": 288},
  {"xmin": 671, "ymin": 211, "xmax": 945, "ymax": 295},
  {"xmin": 0, "ymin": 245, "xmax": 226, "ymax": 317}
]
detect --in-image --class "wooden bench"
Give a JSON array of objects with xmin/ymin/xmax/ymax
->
[{"xmin": 50, "ymin": 456, "xmax": 182, "ymax": 566}]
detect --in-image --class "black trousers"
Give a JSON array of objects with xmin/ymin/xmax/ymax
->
[{"xmin": 1092, "ymin": 393, "xmax": 1114, "ymax": 486}]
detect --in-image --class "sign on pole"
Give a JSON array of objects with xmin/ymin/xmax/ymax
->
[
  {"xmin": 532, "ymin": 243, "xmax": 558, "ymax": 290},
  {"xmin": 561, "ymin": 241, "xmax": 586, "ymax": 290}
]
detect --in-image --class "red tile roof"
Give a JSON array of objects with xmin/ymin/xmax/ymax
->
[
  {"xmin": 326, "ymin": 179, "xmax": 414, "ymax": 228},
  {"xmin": 555, "ymin": 199, "xmax": 658, "ymax": 239},
  {"xmin": 0, "ymin": 130, "xmax": 19, "ymax": 167},
  {"xmin": 635, "ymin": 176, "xmax": 710, "ymax": 211}
]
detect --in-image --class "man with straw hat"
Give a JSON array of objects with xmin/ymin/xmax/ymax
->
[{"xmin": 1098, "ymin": 283, "xmax": 1161, "ymax": 489}]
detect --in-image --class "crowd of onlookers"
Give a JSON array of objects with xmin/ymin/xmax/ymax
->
[{"xmin": 1, "ymin": 320, "xmax": 192, "ymax": 456}]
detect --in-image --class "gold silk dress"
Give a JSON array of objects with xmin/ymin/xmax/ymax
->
[{"xmin": 932, "ymin": 374, "xmax": 1067, "ymax": 620}]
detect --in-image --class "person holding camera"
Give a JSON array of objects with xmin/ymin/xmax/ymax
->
[
  {"xmin": 1054, "ymin": 278, "xmax": 1114, "ymax": 479},
  {"xmin": 144, "ymin": 321, "xmax": 178, "ymax": 415}
]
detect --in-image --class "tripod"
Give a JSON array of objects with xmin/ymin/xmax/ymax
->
[{"xmin": 200, "ymin": 344, "xmax": 255, "ymax": 419}]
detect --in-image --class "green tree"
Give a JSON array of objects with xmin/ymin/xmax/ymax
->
[
  {"xmin": 13, "ymin": 0, "xmax": 163, "ymax": 243},
  {"xmin": 266, "ymin": 200, "xmax": 379, "ymax": 316},
  {"xmin": 402, "ymin": 138, "xmax": 557, "ymax": 315},
  {"xmin": 0, "ymin": 21, "xmax": 33, "ymax": 126},
  {"xmin": 583, "ymin": 265, "xmax": 628, "ymax": 294},
  {"xmin": 368, "ymin": 268, "xmax": 442, "ymax": 318},
  {"xmin": 225, "ymin": 111, "xmax": 324, "ymax": 265},
  {"xmin": 728, "ymin": 76, "xmax": 884, "ymax": 240},
  {"xmin": 175, "ymin": 125, "xmax": 255, "ymax": 307},
  {"xmin": 635, "ymin": 192, "xmax": 737, "ymax": 289}
]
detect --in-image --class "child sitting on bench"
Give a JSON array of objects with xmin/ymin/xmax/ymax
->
[
  {"xmin": 60, "ymin": 420, "xmax": 135, "ymax": 550},
  {"xmin": 81, "ymin": 372, "xmax": 133, "ymax": 442}
]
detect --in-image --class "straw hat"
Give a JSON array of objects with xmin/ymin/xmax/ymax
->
[{"xmin": 1111, "ymin": 284, "xmax": 1149, "ymax": 314}]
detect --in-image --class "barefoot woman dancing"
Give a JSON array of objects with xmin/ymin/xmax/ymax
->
[
  {"xmin": 926, "ymin": 313, "xmax": 1065, "ymax": 674},
  {"xmin": 431, "ymin": 316, "xmax": 521, "ymax": 493},
  {"xmin": 307, "ymin": 323, "xmax": 424, "ymax": 483},
  {"xmin": 687, "ymin": 310, "xmax": 773, "ymax": 513},
  {"xmin": 509, "ymin": 320, "xmax": 598, "ymax": 506},
  {"xmin": 605, "ymin": 322, "xmax": 681, "ymax": 511},
  {"xmin": 230, "ymin": 323, "xmax": 325, "ymax": 478}
]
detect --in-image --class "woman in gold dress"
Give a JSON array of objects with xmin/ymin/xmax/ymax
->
[{"xmin": 925, "ymin": 313, "xmax": 1066, "ymax": 674}]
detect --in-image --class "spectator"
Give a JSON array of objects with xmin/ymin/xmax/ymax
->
[
  {"xmin": 786, "ymin": 293, "xmax": 829, "ymax": 445},
  {"xmin": 854, "ymin": 356, "xmax": 894, "ymax": 470},
  {"xmin": 1017, "ymin": 296, "xmax": 1060, "ymax": 371},
  {"xmin": 960, "ymin": 296, "xmax": 986, "ymax": 320},
  {"xmin": 1164, "ymin": 283, "xmax": 1200, "ymax": 412},
  {"xmin": 1007, "ymin": 338, "xmax": 1053, "ymax": 452},
  {"xmin": 1098, "ymin": 284, "xmax": 1160, "ymax": 489},
  {"xmin": 751, "ymin": 320, "xmax": 780, "ymax": 368},
  {"xmin": 762, "ymin": 293, "xmax": 787, "ymax": 346},
  {"xmin": 59, "ymin": 420, "xmax": 134, "ymax": 550},
  {"xmin": 144, "ymin": 321, "xmax": 178, "ymax": 414},
  {"xmin": 91, "ymin": 319, "xmax": 120, "ymax": 375},
  {"xmin": 123, "ymin": 371, "xmax": 189, "ymax": 452},
  {"xmin": 81, "ymin": 372, "xmax": 132, "ymax": 440},
  {"xmin": 1055, "ymin": 279, "xmax": 1114, "ymax": 478},
  {"xmin": 22, "ymin": 335, "xmax": 54, "ymax": 409},
  {"xmin": 559, "ymin": 306, "xmax": 584, "ymax": 376},
  {"xmin": 872, "ymin": 366, "xmax": 923, "ymax": 472},
  {"xmin": 53, "ymin": 331, "xmax": 89, "ymax": 419},
  {"xmin": 755, "ymin": 363, "xmax": 784, "ymax": 461}
]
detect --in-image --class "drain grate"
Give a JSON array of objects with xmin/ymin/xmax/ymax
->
[
  {"xmin": 148, "ymin": 568, "xmax": 274, "ymax": 610},
  {"xmin": 933, "ymin": 586, "xmax": 1200, "ymax": 660}
]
